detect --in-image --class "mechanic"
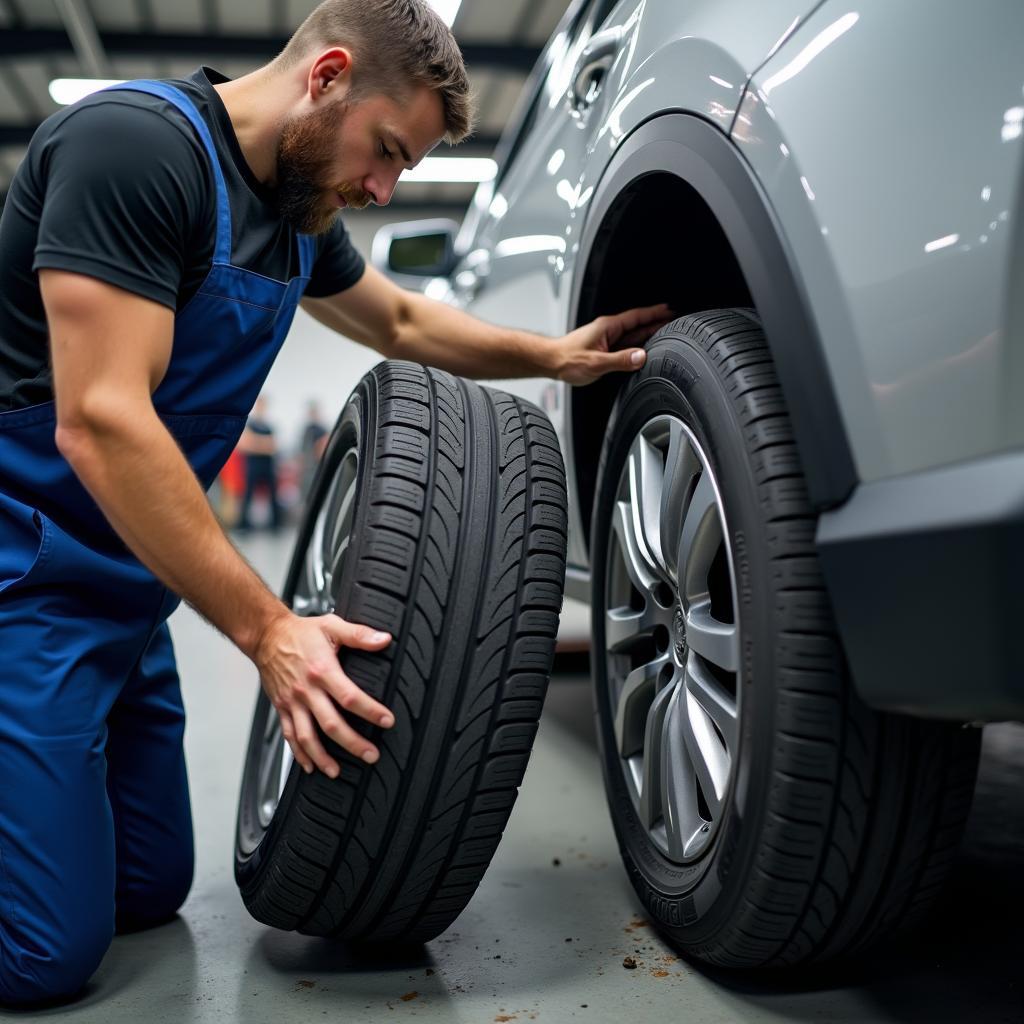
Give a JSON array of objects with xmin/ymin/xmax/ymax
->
[{"xmin": 0, "ymin": 0, "xmax": 671, "ymax": 1005}]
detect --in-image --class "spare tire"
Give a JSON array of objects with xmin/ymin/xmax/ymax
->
[{"xmin": 235, "ymin": 361, "xmax": 567, "ymax": 942}]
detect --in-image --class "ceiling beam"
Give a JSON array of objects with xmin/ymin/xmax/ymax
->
[
  {"xmin": 0, "ymin": 0, "xmax": 24, "ymax": 29},
  {"xmin": 0, "ymin": 29, "xmax": 541, "ymax": 71},
  {"xmin": 54, "ymin": 0, "xmax": 112, "ymax": 79}
]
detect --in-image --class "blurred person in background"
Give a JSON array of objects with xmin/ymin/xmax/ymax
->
[
  {"xmin": 299, "ymin": 398, "xmax": 329, "ymax": 499},
  {"xmin": 235, "ymin": 394, "xmax": 282, "ymax": 532}
]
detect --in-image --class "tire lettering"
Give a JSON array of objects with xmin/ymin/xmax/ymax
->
[{"xmin": 645, "ymin": 888, "xmax": 700, "ymax": 927}]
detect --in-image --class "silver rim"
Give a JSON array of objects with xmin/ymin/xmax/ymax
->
[
  {"xmin": 604, "ymin": 415, "xmax": 740, "ymax": 863},
  {"xmin": 254, "ymin": 445, "xmax": 360, "ymax": 830}
]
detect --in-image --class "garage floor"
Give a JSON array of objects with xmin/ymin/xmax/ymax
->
[{"xmin": 14, "ymin": 530, "xmax": 1023, "ymax": 1023}]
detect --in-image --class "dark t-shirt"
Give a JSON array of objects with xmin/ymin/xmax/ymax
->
[
  {"xmin": 301, "ymin": 420, "xmax": 328, "ymax": 454},
  {"xmin": 245, "ymin": 416, "xmax": 276, "ymax": 471},
  {"xmin": 0, "ymin": 66, "xmax": 365, "ymax": 411}
]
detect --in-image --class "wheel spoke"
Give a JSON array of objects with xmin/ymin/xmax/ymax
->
[
  {"xmin": 659, "ymin": 421, "xmax": 700, "ymax": 585},
  {"xmin": 614, "ymin": 654, "xmax": 670, "ymax": 759},
  {"xmin": 327, "ymin": 472, "xmax": 357, "ymax": 570},
  {"xmin": 676, "ymin": 471, "xmax": 720, "ymax": 598},
  {"xmin": 277, "ymin": 741, "xmax": 294, "ymax": 799},
  {"xmin": 257, "ymin": 710, "xmax": 284, "ymax": 826},
  {"xmin": 683, "ymin": 655, "xmax": 736, "ymax": 801},
  {"xmin": 685, "ymin": 600, "xmax": 739, "ymax": 673},
  {"xmin": 638, "ymin": 681, "xmax": 675, "ymax": 829},
  {"xmin": 684, "ymin": 652, "xmax": 739, "ymax": 752},
  {"xmin": 297, "ymin": 509, "xmax": 327, "ymax": 610},
  {"xmin": 325, "ymin": 529, "xmax": 352, "ymax": 602},
  {"xmin": 611, "ymin": 499, "xmax": 659, "ymax": 595},
  {"xmin": 661, "ymin": 684, "xmax": 706, "ymax": 861},
  {"xmin": 628, "ymin": 434, "xmax": 670, "ymax": 580},
  {"xmin": 605, "ymin": 597, "xmax": 673, "ymax": 652},
  {"xmin": 319, "ymin": 477, "xmax": 343, "ymax": 581}
]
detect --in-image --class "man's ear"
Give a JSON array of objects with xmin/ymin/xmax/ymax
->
[{"xmin": 308, "ymin": 47, "xmax": 353, "ymax": 102}]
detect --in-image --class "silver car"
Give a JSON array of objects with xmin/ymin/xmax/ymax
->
[{"xmin": 375, "ymin": 0, "xmax": 1024, "ymax": 967}]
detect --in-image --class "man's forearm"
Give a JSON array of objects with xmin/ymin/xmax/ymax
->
[
  {"xmin": 388, "ymin": 291, "xmax": 563, "ymax": 380},
  {"xmin": 56, "ymin": 406, "xmax": 287, "ymax": 657}
]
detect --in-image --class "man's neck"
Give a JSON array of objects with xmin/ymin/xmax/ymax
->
[{"xmin": 213, "ymin": 65, "xmax": 297, "ymax": 188}]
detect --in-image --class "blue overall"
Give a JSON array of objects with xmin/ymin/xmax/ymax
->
[{"xmin": 0, "ymin": 81, "xmax": 314, "ymax": 1004}]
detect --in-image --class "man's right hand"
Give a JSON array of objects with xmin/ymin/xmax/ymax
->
[{"xmin": 254, "ymin": 611, "xmax": 394, "ymax": 778}]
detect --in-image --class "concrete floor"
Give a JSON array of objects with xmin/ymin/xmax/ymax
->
[{"xmin": 11, "ymin": 529, "xmax": 1024, "ymax": 1023}]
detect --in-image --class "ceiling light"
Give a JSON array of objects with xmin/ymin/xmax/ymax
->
[
  {"xmin": 49, "ymin": 77, "xmax": 124, "ymax": 105},
  {"xmin": 428, "ymin": 0, "xmax": 463, "ymax": 27},
  {"xmin": 403, "ymin": 157, "xmax": 496, "ymax": 183}
]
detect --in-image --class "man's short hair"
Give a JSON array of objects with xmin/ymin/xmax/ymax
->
[{"xmin": 277, "ymin": 0, "xmax": 474, "ymax": 144}]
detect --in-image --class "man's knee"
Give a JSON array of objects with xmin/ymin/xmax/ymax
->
[
  {"xmin": 116, "ymin": 848, "xmax": 194, "ymax": 932},
  {"xmin": 0, "ymin": 912, "xmax": 114, "ymax": 1007}
]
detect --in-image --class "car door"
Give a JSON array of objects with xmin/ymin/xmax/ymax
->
[
  {"xmin": 454, "ymin": 0, "xmax": 626, "ymax": 360},
  {"xmin": 452, "ymin": 0, "xmax": 629, "ymax": 564}
]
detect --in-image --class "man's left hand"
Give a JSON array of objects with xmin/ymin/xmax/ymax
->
[{"xmin": 552, "ymin": 302, "xmax": 675, "ymax": 386}]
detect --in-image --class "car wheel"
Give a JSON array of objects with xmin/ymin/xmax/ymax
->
[
  {"xmin": 236, "ymin": 361, "xmax": 567, "ymax": 942},
  {"xmin": 590, "ymin": 310, "xmax": 981, "ymax": 967}
]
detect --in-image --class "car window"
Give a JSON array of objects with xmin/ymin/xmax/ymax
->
[
  {"xmin": 494, "ymin": 85, "xmax": 544, "ymax": 189},
  {"xmin": 591, "ymin": 0, "xmax": 620, "ymax": 30}
]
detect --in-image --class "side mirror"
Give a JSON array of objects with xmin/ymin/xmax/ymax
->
[{"xmin": 371, "ymin": 219, "xmax": 459, "ymax": 281}]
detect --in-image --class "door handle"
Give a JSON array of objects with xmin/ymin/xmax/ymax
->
[
  {"xmin": 454, "ymin": 268, "xmax": 482, "ymax": 299},
  {"xmin": 571, "ymin": 26, "xmax": 624, "ymax": 109},
  {"xmin": 453, "ymin": 249, "xmax": 490, "ymax": 301}
]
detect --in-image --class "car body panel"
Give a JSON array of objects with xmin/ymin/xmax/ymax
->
[
  {"xmin": 734, "ymin": 0, "xmax": 1024, "ymax": 482},
  {"xmin": 454, "ymin": 0, "xmax": 823, "ymax": 566}
]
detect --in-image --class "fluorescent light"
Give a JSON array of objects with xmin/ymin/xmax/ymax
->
[
  {"xmin": 428, "ymin": 0, "xmax": 463, "ymax": 27},
  {"xmin": 403, "ymin": 157, "xmax": 496, "ymax": 183},
  {"xmin": 49, "ymin": 77, "xmax": 124, "ymax": 105},
  {"xmin": 924, "ymin": 233, "xmax": 959, "ymax": 253}
]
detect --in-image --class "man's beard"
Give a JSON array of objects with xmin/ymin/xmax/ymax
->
[{"xmin": 274, "ymin": 101, "xmax": 371, "ymax": 235}]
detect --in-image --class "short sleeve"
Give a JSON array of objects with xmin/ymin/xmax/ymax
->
[
  {"xmin": 305, "ymin": 218, "xmax": 366, "ymax": 297},
  {"xmin": 32, "ymin": 99, "xmax": 210, "ymax": 310}
]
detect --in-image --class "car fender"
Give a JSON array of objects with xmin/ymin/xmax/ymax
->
[{"xmin": 569, "ymin": 112, "xmax": 858, "ymax": 515}]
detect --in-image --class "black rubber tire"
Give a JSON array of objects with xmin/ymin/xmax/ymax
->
[
  {"xmin": 235, "ymin": 361, "xmax": 567, "ymax": 942},
  {"xmin": 590, "ymin": 310, "xmax": 981, "ymax": 967}
]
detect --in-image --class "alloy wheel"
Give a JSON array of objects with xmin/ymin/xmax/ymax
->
[{"xmin": 604, "ymin": 415, "xmax": 740, "ymax": 863}]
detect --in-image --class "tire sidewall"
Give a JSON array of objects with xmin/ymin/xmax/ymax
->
[{"xmin": 591, "ymin": 328, "xmax": 779, "ymax": 944}]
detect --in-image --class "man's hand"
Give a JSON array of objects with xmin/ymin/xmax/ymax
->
[
  {"xmin": 552, "ymin": 303, "xmax": 676, "ymax": 386},
  {"xmin": 254, "ymin": 612, "xmax": 395, "ymax": 778}
]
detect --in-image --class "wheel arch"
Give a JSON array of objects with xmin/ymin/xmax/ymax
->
[{"xmin": 568, "ymin": 112, "xmax": 856, "ymax": 555}]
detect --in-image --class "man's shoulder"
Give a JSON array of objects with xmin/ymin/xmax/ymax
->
[{"xmin": 34, "ymin": 84, "xmax": 210, "ymax": 178}]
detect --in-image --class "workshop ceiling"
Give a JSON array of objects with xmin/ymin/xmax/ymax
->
[{"xmin": 0, "ymin": 0, "xmax": 573, "ymax": 210}]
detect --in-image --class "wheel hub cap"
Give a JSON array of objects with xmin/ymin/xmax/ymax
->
[{"xmin": 672, "ymin": 604, "xmax": 688, "ymax": 664}]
